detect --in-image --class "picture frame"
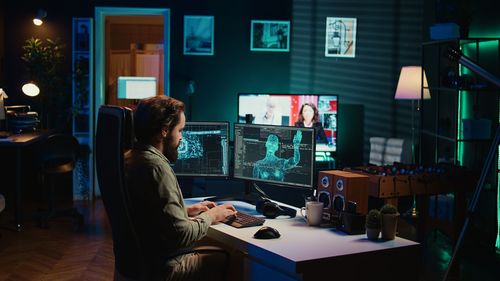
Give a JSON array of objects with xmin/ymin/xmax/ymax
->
[
  {"xmin": 250, "ymin": 20, "xmax": 290, "ymax": 52},
  {"xmin": 184, "ymin": 15, "xmax": 214, "ymax": 56},
  {"xmin": 325, "ymin": 17, "xmax": 357, "ymax": 58},
  {"xmin": 75, "ymin": 18, "xmax": 91, "ymax": 51}
]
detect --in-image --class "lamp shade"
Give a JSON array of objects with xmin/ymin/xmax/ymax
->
[
  {"xmin": 33, "ymin": 9, "xmax": 47, "ymax": 26},
  {"xmin": 22, "ymin": 82, "xmax": 40, "ymax": 97},
  {"xmin": 117, "ymin": 76, "xmax": 157, "ymax": 99},
  {"xmin": 395, "ymin": 66, "xmax": 431, "ymax": 100}
]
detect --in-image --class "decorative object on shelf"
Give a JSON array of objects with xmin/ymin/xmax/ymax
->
[
  {"xmin": 429, "ymin": 22, "xmax": 460, "ymax": 40},
  {"xmin": 380, "ymin": 204, "xmax": 399, "ymax": 240},
  {"xmin": 365, "ymin": 209, "xmax": 381, "ymax": 241},
  {"xmin": 250, "ymin": 20, "xmax": 290, "ymax": 52}
]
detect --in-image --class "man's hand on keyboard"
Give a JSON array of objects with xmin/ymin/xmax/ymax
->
[
  {"xmin": 205, "ymin": 204, "xmax": 237, "ymax": 223},
  {"xmin": 186, "ymin": 200, "xmax": 217, "ymax": 217}
]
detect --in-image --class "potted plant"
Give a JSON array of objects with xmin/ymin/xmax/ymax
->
[
  {"xmin": 21, "ymin": 37, "xmax": 68, "ymax": 129},
  {"xmin": 380, "ymin": 203, "xmax": 399, "ymax": 240},
  {"xmin": 365, "ymin": 209, "xmax": 381, "ymax": 241}
]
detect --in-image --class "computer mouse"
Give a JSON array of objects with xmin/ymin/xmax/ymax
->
[{"xmin": 254, "ymin": 226, "xmax": 281, "ymax": 239}]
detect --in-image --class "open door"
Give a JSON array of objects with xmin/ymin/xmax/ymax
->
[{"xmin": 94, "ymin": 7, "xmax": 170, "ymax": 196}]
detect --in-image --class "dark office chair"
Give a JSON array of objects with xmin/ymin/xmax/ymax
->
[
  {"xmin": 37, "ymin": 133, "xmax": 83, "ymax": 228},
  {"xmin": 96, "ymin": 105, "xmax": 228, "ymax": 281}
]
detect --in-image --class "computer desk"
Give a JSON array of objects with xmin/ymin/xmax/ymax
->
[{"xmin": 186, "ymin": 198, "xmax": 421, "ymax": 281}]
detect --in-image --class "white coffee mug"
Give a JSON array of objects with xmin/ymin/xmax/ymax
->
[{"xmin": 300, "ymin": 201, "xmax": 324, "ymax": 226}]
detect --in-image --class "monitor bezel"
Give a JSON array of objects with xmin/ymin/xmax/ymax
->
[
  {"xmin": 173, "ymin": 121, "xmax": 230, "ymax": 178},
  {"xmin": 233, "ymin": 123, "xmax": 316, "ymax": 189},
  {"xmin": 236, "ymin": 92, "xmax": 339, "ymax": 155}
]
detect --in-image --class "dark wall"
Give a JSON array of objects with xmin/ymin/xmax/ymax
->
[
  {"xmin": 2, "ymin": 1, "xmax": 92, "ymax": 130},
  {"xmin": 290, "ymin": 0, "xmax": 424, "ymax": 164},
  {"xmin": 1, "ymin": 0, "xmax": 291, "ymax": 129},
  {"xmin": 166, "ymin": 0, "xmax": 292, "ymax": 123}
]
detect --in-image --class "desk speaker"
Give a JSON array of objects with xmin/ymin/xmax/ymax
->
[{"xmin": 317, "ymin": 170, "xmax": 369, "ymax": 215}]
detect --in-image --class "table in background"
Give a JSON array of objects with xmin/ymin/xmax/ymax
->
[{"xmin": 0, "ymin": 131, "xmax": 51, "ymax": 231}]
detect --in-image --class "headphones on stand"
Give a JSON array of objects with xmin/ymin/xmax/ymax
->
[{"xmin": 256, "ymin": 199, "xmax": 297, "ymax": 219}]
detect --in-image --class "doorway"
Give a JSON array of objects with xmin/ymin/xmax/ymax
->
[{"xmin": 94, "ymin": 7, "xmax": 170, "ymax": 194}]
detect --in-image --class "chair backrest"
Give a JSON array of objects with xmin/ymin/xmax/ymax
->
[
  {"xmin": 369, "ymin": 137, "xmax": 386, "ymax": 166},
  {"xmin": 96, "ymin": 105, "xmax": 148, "ymax": 279},
  {"xmin": 39, "ymin": 134, "xmax": 79, "ymax": 174},
  {"xmin": 385, "ymin": 138, "xmax": 411, "ymax": 165}
]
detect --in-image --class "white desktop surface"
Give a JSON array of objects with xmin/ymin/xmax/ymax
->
[{"xmin": 186, "ymin": 198, "xmax": 420, "ymax": 280}]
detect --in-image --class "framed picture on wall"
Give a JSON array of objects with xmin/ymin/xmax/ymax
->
[
  {"xmin": 250, "ymin": 20, "xmax": 290, "ymax": 52},
  {"xmin": 75, "ymin": 18, "xmax": 91, "ymax": 51},
  {"xmin": 184, "ymin": 15, "xmax": 214, "ymax": 55},
  {"xmin": 325, "ymin": 17, "xmax": 357, "ymax": 58}
]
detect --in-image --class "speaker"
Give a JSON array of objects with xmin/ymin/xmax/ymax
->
[
  {"xmin": 256, "ymin": 199, "xmax": 297, "ymax": 219},
  {"xmin": 317, "ymin": 170, "xmax": 369, "ymax": 215}
]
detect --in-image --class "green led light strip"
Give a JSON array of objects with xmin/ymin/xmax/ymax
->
[{"xmin": 459, "ymin": 40, "xmax": 500, "ymax": 253}]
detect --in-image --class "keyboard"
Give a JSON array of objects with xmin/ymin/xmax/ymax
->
[{"xmin": 222, "ymin": 211, "xmax": 265, "ymax": 228}]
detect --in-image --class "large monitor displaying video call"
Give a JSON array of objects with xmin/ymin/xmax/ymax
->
[
  {"xmin": 237, "ymin": 93, "xmax": 338, "ymax": 162},
  {"xmin": 233, "ymin": 123, "xmax": 315, "ymax": 189},
  {"xmin": 172, "ymin": 122, "xmax": 229, "ymax": 177}
]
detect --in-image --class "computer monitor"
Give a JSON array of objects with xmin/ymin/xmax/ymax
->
[
  {"xmin": 117, "ymin": 76, "xmax": 157, "ymax": 99},
  {"xmin": 237, "ymin": 93, "xmax": 338, "ymax": 161},
  {"xmin": 171, "ymin": 122, "xmax": 229, "ymax": 177},
  {"xmin": 233, "ymin": 123, "xmax": 315, "ymax": 189}
]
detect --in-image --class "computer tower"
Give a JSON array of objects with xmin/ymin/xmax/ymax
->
[{"xmin": 317, "ymin": 170, "xmax": 369, "ymax": 216}]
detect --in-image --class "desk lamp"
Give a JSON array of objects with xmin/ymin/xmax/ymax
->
[{"xmin": 395, "ymin": 66, "xmax": 430, "ymax": 217}]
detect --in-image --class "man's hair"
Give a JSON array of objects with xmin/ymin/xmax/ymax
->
[{"xmin": 134, "ymin": 96, "xmax": 185, "ymax": 143}]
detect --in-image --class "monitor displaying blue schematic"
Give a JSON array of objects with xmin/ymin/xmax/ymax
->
[
  {"xmin": 172, "ymin": 122, "xmax": 229, "ymax": 177},
  {"xmin": 233, "ymin": 123, "xmax": 315, "ymax": 189}
]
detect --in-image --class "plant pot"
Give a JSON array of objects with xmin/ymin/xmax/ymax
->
[
  {"xmin": 366, "ymin": 227, "xmax": 380, "ymax": 241},
  {"xmin": 381, "ymin": 213, "xmax": 400, "ymax": 240}
]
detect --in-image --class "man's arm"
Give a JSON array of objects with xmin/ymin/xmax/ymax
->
[{"xmin": 185, "ymin": 201, "xmax": 216, "ymax": 217}]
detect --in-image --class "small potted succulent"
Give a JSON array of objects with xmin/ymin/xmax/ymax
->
[
  {"xmin": 380, "ymin": 203, "xmax": 399, "ymax": 240},
  {"xmin": 365, "ymin": 209, "xmax": 381, "ymax": 241}
]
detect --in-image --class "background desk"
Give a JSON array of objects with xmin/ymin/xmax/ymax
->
[
  {"xmin": 187, "ymin": 199, "xmax": 420, "ymax": 281},
  {"xmin": 0, "ymin": 131, "xmax": 50, "ymax": 230}
]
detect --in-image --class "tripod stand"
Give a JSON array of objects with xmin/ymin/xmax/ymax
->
[{"xmin": 443, "ymin": 47, "xmax": 500, "ymax": 281}]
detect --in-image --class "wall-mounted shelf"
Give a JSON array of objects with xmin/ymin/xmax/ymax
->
[{"xmin": 72, "ymin": 18, "xmax": 94, "ymax": 201}]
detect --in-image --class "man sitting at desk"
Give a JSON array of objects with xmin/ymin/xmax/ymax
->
[{"xmin": 125, "ymin": 96, "xmax": 237, "ymax": 280}]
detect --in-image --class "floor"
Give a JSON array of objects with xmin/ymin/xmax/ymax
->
[{"xmin": 0, "ymin": 196, "xmax": 498, "ymax": 281}]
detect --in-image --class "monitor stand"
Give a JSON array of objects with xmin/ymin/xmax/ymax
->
[{"xmin": 205, "ymin": 181, "xmax": 266, "ymax": 205}]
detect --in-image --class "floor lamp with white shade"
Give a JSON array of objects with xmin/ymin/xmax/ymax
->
[{"xmin": 395, "ymin": 65, "xmax": 431, "ymax": 217}]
